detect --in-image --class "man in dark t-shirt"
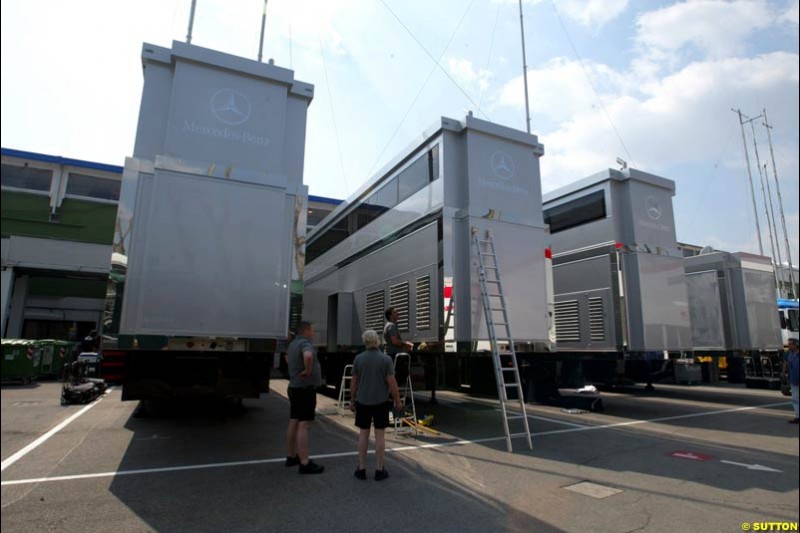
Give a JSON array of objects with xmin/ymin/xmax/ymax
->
[
  {"xmin": 383, "ymin": 307, "xmax": 413, "ymax": 357},
  {"xmin": 284, "ymin": 321, "xmax": 324, "ymax": 474}
]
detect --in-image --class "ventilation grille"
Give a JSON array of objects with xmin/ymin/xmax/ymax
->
[
  {"xmin": 365, "ymin": 290, "xmax": 385, "ymax": 332},
  {"xmin": 389, "ymin": 281, "xmax": 410, "ymax": 332},
  {"xmin": 554, "ymin": 300, "xmax": 580, "ymax": 342},
  {"xmin": 415, "ymin": 275, "xmax": 432, "ymax": 330},
  {"xmin": 588, "ymin": 297, "xmax": 605, "ymax": 342}
]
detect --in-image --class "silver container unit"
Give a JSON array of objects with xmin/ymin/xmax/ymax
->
[
  {"xmin": 302, "ymin": 115, "xmax": 554, "ymax": 385},
  {"xmin": 544, "ymin": 168, "xmax": 692, "ymax": 357},
  {"xmin": 684, "ymin": 251, "xmax": 781, "ymax": 352},
  {"xmin": 103, "ymin": 41, "xmax": 314, "ymax": 401}
]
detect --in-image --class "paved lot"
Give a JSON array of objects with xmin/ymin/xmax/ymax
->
[{"xmin": 1, "ymin": 380, "xmax": 797, "ymax": 533}]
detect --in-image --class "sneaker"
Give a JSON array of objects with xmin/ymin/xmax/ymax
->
[
  {"xmin": 375, "ymin": 468, "xmax": 390, "ymax": 481},
  {"xmin": 285, "ymin": 455, "xmax": 300, "ymax": 467},
  {"xmin": 354, "ymin": 468, "xmax": 367, "ymax": 480},
  {"xmin": 299, "ymin": 460, "xmax": 324, "ymax": 474}
]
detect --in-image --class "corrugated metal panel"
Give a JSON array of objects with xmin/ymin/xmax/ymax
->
[
  {"xmin": 555, "ymin": 300, "xmax": 580, "ymax": 342},
  {"xmin": 390, "ymin": 281, "xmax": 410, "ymax": 332},
  {"xmin": 588, "ymin": 297, "xmax": 605, "ymax": 342},
  {"xmin": 365, "ymin": 290, "xmax": 385, "ymax": 331},
  {"xmin": 416, "ymin": 275, "xmax": 431, "ymax": 331}
]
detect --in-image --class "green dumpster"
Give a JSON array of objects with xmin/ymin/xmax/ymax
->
[
  {"xmin": 1, "ymin": 339, "xmax": 42, "ymax": 384},
  {"xmin": 37, "ymin": 340, "xmax": 76, "ymax": 379}
]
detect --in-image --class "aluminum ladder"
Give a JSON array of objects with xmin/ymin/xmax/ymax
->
[
  {"xmin": 392, "ymin": 352, "xmax": 418, "ymax": 437},
  {"xmin": 472, "ymin": 227, "xmax": 533, "ymax": 452},
  {"xmin": 336, "ymin": 364, "xmax": 354, "ymax": 416}
]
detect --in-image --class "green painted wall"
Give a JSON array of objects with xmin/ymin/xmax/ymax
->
[{"xmin": 1, "ymin": 191, "xmax": 116, "ymax": 245}]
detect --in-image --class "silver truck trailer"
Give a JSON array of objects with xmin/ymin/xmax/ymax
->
[
  {"xmin": 543, "ymin": 168, "xmax": 692, "ymax": 385},
  {"xmin": 685, "ymin": 251, "xmax": 780, "ymax": 353},
  {"xmin": 102, "ymin": 41, "xmax": 313, "ymax": 401},
  {"xmin": 302, "ymin": 115, "xmax": 555, "ymax": 391},
  {"xmin": 684, "ymin": 250, "xmax": 782, "ymax": 387}
]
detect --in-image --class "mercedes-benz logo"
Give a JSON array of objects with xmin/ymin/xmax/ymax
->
[
  {"xmin": 491, "ymin": 151, "xmax": 515, "ymax": 180},
  {"xmin": 646, "ymin": 196, "xmax": 662, "ymax": 220},
  {"xmin": 211, "ymin": 89, "xmax": 251, "ymax": 126}
]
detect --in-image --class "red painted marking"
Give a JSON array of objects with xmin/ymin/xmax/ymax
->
[{"xmin": 667, "ymin": 451, "xmax": 713, "ymax": 461}]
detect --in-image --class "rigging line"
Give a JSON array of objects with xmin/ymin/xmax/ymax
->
[
  {"xmin": 365, "ymin": 0, "xmax": 477, "ymax": 181},
  {"xmin": 478, "ymin": 3, "xmax": 502, "ymax": 111},
  {"xmin": 550, "ymin": 0, "xmax": 636, "ymax": 167},
  {"xmin": 685, "ymin": 122, "xmax": 736, "ymax": 230},
  {"xmin": 378, "ymin": 0, "xmax": 489, "ymax": 121},
  {"xmin": 319, "ymin": 37, "xmax": 349, "ymax": 194}
]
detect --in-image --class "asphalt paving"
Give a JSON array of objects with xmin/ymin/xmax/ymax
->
[{"xmin": 2, "ymin": 380, "xmax": 797, "ymax": 532}]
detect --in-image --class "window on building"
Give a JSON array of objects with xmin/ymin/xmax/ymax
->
[
  {"xmin": 1, "ymin": 163, "xmax": 52, "ymax": 192},
  {"xmin": 398, "ymin": 154, "xmax": 430, "ymax": 203},
  {"xmin": 305, "ymin": 145, "xmax": 441, "ymax": 265},
  {"xmin": 307, "ymin": 206, "xmax": 334, "ymax": 228},
  {"xmin": 306, "ymin": 217, "xmax": 349, "ymax": 264},
  {"xmin": 66, "ymin": 173, "xmax": 121, "ymax": 201},
  {"xmin": 544, "ymin": 190, "xmax": 607, "ymax": 234}
]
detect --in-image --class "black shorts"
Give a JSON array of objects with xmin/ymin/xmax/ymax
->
[
  {"xmin": 355, "ymin": 401, "xmax": 391, "ymax": 430},
  {"xmin": 288, "ymin": 386, "xmax": 317, "ymax": 421}
]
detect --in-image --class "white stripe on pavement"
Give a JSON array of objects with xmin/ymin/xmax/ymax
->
[
  {"xmin": 1, "ymin": 399, "xmax": 789, "ymax": 486},
  {"xmin": 1, "ymin": 388, "xmax": 113, "ymax": 472}
]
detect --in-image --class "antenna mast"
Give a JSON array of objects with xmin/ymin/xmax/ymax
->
[
  {"xmin": 763, "ymin": 109, "xmax": 797, "ymax": 298},
  {"xmin": 732, "ymin": 108, "xmax": 764, "ymax": 256},
  {"xmin": 518, "ymin": 0, "xmax": 531, "ymax": 134}
]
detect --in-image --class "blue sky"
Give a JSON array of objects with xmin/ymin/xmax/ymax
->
[{"xmin": 2, "ymin": 0, "xmax": 798, "ymax": 264}]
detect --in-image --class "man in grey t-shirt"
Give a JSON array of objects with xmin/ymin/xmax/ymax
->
[
  {"xmin": 284, "ymin": 321, "xmax": 324, "ymax": 474},
  {"xmin": 350, "ymin": 330, "xmax": 403, "ymax": 481},
  {"xmin": 383, "ymin": 307, "xmax": 413, "ymax": 356}
]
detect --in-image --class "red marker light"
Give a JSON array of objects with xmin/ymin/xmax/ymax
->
[
  {"xmin": 544, "ymin": 247, "xmax": 552, "ymax": 259},
  {"xmin": 615, "ymin": 242, "xmax": 624, "ymax": 249},
  {"xmin": 444, "ymin": 286, "xmax": 453, "ymax": 299}
]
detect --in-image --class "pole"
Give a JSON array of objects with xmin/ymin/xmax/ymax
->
[
  {"xmin": 732, "ymin": 108, "xmax": 764, "ymax": 256},
  {"xmin": 187, "ymin": 0, "xmax": 198, "ymax": 44},
  {"xmin": 748, "ymin": 116, "xmax": 780, "ymax": 293},
  {"xmin": 258, "ymin": 0, "xmax": 268, "ymax": 62},
  {"xmin": 764, "ymin": 163, "xmax": 786, "ymax": 296},
  {"xmin": 518, "ymin": 0, "xmax": 531, "ymax": 134},
  {"xmin": 763, "ymin": 109, "xmax": 797, "ymax": 298}
]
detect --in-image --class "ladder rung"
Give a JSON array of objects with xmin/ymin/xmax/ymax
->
[
  {"xmin": 506, "ymin": 414, "xmax": 526, "ymax": 420},
  {"xmin": 503, "ymin": 382, "xmax": 520, "ymax": 387},
  {"xmin": 501, "ymin": 367, "xmax": 517, "ymax": 372},
  {"xmin": 489, "ymin": 308, "xmax": 506, "ymax": 312},
  {"xmin": 483, "ymin": 266, "xmax": 499, "ymax": 270}
]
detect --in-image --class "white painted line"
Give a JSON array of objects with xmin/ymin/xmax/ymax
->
[
  {"xmin": 1, "ymin": 387, "xmax": 113, "ymax": 473},
  {"xmin": 530, "ymin": 401, "xmax": 791, "ymax": 438},
  {"xmin": 491, "ymin": 409, "xmax": 589, "ymax": 428},
  {"xmin": 720, "ymin": 460, "xmax": 782, "ymax": 472},
  {"xmin": 1, "ymin": 399, "xmax": 790, "ymax": 486}
]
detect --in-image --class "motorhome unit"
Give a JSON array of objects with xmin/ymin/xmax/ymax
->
[
  {"xmin": 302, "ymin": 115, "xmax": 555, "ymax": 390},
  {"xmin": 102, "ymin": 41, "xmax": 313, "ymax": 402},
  {"xmin": 543, "ymin": 169, "xmax": 692, "ymax": 383},
  {"xmin": 685, "ymin": 251, "xmax": 781, "ymax": 354}
]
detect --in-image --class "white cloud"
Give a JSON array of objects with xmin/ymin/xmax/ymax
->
[
  {"xmin": 556, "ymin": 0, "xmax": 630, "ymax": 29},
  {"xmin": 493, "ymin": 0, "xmax": 629, "ymax": 28},
  {"xmin": 498, "ymin": 57, "xmax": 627, "ymax": 123},
  {"xmin": 496, "ymin": 51, "xmax": 799, "ymax": 195},
  {"xmin": 636, "ymin": 0, "xmax": 775, "ymax": 58},
  {"xmin": 447, "ymin": 57, "xmax": 493, "ymax": 94},
  {"xmin": 780, "ymin": 0, "xmax": 799, "ymax": 24}
]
